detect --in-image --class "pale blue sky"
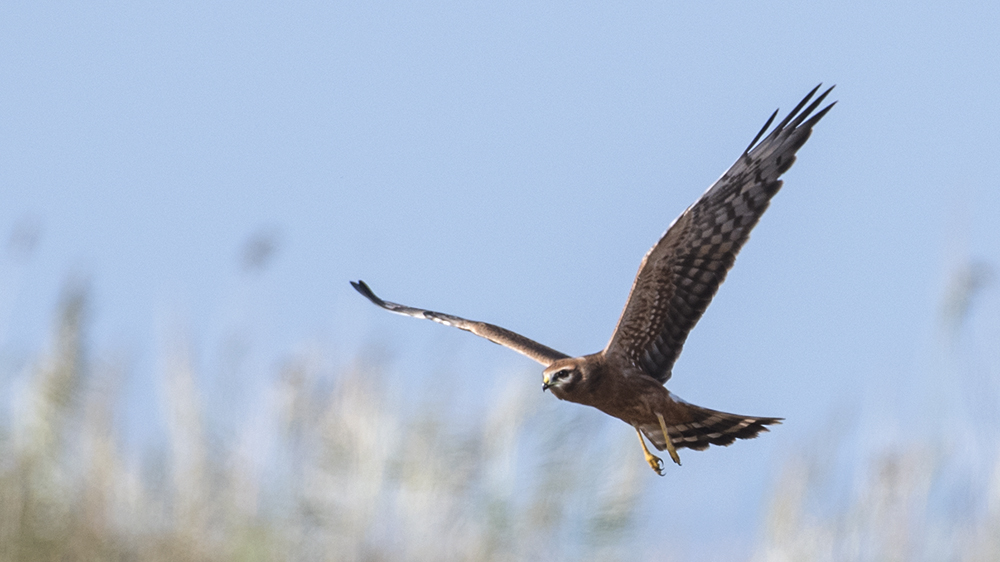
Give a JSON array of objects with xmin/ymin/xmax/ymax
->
[{"xmin": 3, "ymin": 0, "xmax": 999, "ymax": 556}]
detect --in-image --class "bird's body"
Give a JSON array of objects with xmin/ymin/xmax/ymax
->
[
  {"xmin": 353, "ymin": 85, "xmax": 834, "ymax": 474},
  {"xmin": 543, "ymin": 353, "xmax": 779, "ymax": 456}
]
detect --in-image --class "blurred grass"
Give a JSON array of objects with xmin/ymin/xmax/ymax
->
[
  {"xmin": 0, "ymin": 285, "xmax": 644, "ymax": 561},
  {"xmin": 752, "ymin": 258, "xmax": 1000, "ymax": 562},
  {"xmin": 0, "ymin": 278, "xmax": 998, "ymax": 561}
]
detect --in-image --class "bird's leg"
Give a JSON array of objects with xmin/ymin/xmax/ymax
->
[
  {"xmin": 656, "ymin": 413, "xmax": 682, "ymax": 466},
  {"xmin": 634, "ymin": 426, "xmax": 664, "ymax": 475}
]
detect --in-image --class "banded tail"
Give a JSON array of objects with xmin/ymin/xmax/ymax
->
[{"xmin": 640, "ymin": 400, "xmax": 782, "ymax": 452}]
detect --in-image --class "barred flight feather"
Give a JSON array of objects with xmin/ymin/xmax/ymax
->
[
  {"xmin": 606, "ymin": 85, "xmax": 834, "ymax": 384},
  {"xmin": 641, "ymin": 401, "xmax": 782, "ymax": 452}
]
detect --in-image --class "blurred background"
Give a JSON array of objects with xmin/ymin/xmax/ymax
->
[{"xmin": 2, "ymin": 1, "xmax": 999, "ymax": 560}]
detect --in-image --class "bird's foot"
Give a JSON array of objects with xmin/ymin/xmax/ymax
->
[
  {"xmin": 635, "ymin": 425, "xmax": 665, "ymax": 475},
  {"xmin": 644, "ymin": 450, "xmax": 665, "ymax": 475},
  {"xmin": 656, "ymin": 413, "xmax": 682, "ymax": 466}
]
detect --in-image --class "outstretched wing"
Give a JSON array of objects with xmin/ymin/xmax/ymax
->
[
  {"xmin": 604, "ymin": 85, "xmax": 835, "ymax": 383},
  {"xmin": 351, "ymin": 280, "xmax": 570, "ymax": 366}
]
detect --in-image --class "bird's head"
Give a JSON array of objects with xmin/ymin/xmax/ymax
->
[{"xmin": 542, "ymin": 357, "xmax": 599, "ymax": 401}]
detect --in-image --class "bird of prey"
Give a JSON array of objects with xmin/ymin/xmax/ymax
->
[{"xmin": 352, "ymin": 85, "xmax": 834, "ymax": 475}]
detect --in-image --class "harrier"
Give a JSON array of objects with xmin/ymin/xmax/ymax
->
[{"xmin": 353, "ymin": 85, "xmax": 834, "ymax": 474}]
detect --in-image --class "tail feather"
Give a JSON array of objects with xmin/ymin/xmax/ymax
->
[{"xmin": 640, "ymin": 401, "xmax": 781, "ymax": 452}]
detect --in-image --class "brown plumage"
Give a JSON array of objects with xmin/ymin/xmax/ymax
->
[{"xmin": 352, "ymin": 85, "xmax": 834, "ymax": 474}]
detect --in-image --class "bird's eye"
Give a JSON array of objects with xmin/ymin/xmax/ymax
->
[{"xmin": 555, "ymin": 369, "xmax": 572, "ymax": 380}]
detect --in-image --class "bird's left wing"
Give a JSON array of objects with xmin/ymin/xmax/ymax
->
[
  {"xmin": 604, "ymin": 85, "xmax": 835, "ymax": 383},
  {"xmin": 351, "ymin": 280, "xmax": 570, "ymax": 366}
]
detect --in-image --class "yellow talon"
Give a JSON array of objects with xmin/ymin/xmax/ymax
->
[
  {"xmin": 657, "ymin": 413, "xmax": 682, "ymax": 466},
  {"xmin": 634, "ymin": 426, "xmax": 664, "ymax": 475}
]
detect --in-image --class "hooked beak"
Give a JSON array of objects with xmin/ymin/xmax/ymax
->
[{"xmin": 542, "ymin": 374, "xmax": 551, "ymax": 392}]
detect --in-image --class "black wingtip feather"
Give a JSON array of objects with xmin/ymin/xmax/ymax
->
[
  {"xmin": 787, "ymin": 86, "xmax": 835, "ymax": 130},
  {"xmin": 745, "ymin": 84, "xmax": 836, "ymax": 154},
  {"xmin": 803, "ymin": 99, "xmax": 837, "ymax": 129},
  {"xmin": 351, "ymin": 280, "xmax": 387, "ymax": 308},
  {"xmin": 772, "ymin": 83, "xmax": 822, "ymax": 132},
  {"xmin": 744, "ymin": 108, "xmax": 779, "ymax": 155}
]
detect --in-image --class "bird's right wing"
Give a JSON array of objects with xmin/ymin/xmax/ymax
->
[
  {"xmin": 351, "ymin": 280, "xmax": 570, "ymax": 367},
  {"xmin": 604, "ymin": 85, "xmax": 835, "ymax": 384}
]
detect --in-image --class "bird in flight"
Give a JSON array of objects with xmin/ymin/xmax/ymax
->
[{"xmin": 352, "ymin": 85, "xmax": 835, "ymax": 475}]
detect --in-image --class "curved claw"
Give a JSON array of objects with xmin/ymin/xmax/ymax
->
[
  {"xmin": 635, "ymin": 425, "xmax": 666, "ymax": 476},
  {"xmin": 647, "ymin": 454, "xmax": 664, "ymax": 476}
]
